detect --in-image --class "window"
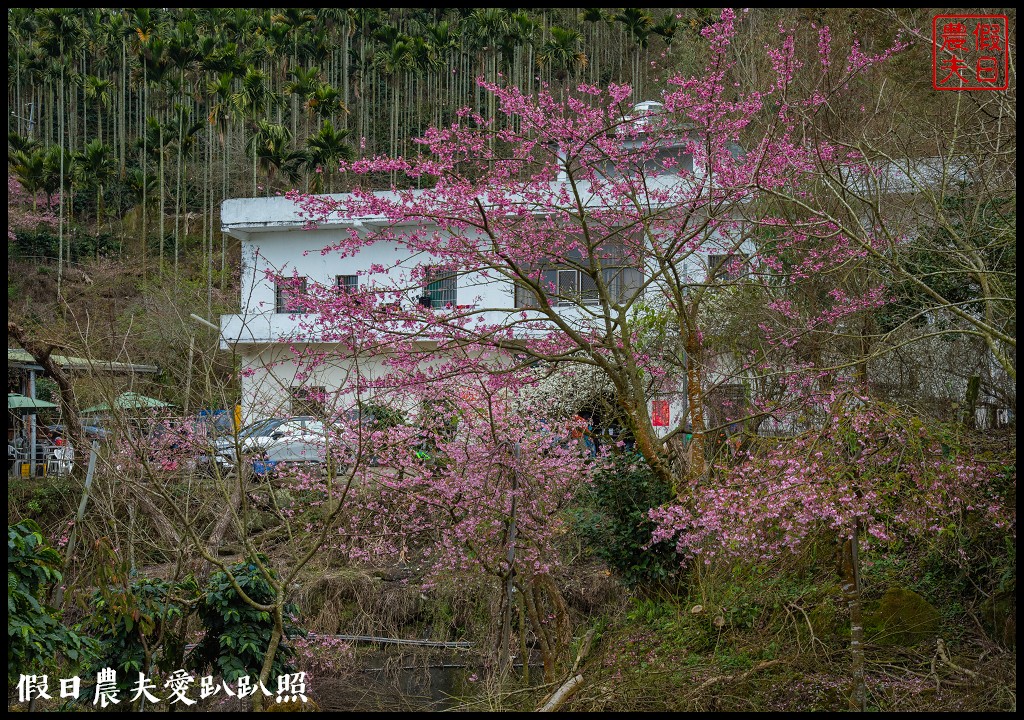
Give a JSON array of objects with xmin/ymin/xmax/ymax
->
[
  {"xmin": 707, "ymin": 253, "xmax": 748, "ymax": 281},
  {"xmin": 289, "ymin": 386, "xmax": 325, "ymax": 418},
  {"xmin": 705, "ymin": 382, "xmax": 748, "ymax": 432},
  {"xmin": 596, "ymin": 147, "xmax": 694, "ymax": 179},
  {"xmin": 514, "ymin": 265, "xmax": 642, "ymax": 308},
  {"xmin": 553, "ymin": 269, "xmax": 599, "ymax": 306},
  {"xmin": 275, "ymin": 277, "xmax": 309, "ymax": 313},
  {"xmin": 513, "ymin": 238, "xmax": 643, "ymax": 309},
  {"xmin": 603, "ymin": 266, "xmax": 643, "ymax": 303},
  {"xmin": 422, "ymin": 267, "xmax": 457, "ymax": 308},
  {"xmin": 336, "ymin": 274, "xmax": 359, "ymax": 292}
]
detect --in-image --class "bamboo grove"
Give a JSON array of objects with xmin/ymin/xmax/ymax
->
[{"xmin": 8, "ymin": 8, "xmax": 692, "ymax": 290}]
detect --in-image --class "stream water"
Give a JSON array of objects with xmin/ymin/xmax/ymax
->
[{"xmin": 311, "ymin": 650, "xmax": 543, "ymax": 711}]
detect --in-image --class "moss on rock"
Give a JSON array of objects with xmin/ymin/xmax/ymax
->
[{"xmin": 865, "ymin": 586, "xmax": 940, "ymax": 646}]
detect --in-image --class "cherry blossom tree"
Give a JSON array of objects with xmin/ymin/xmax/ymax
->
[
  {"xmin": 286, "ymin": 8, "xmax": 908, "ymax": 494},
  {"xmin": 260, "ymin": 9, "xmax": 1013, "ymax": 696},
  {"xmin": 8, "ymin": 173, "xmax": 58, "ymax": 243},
  {"xmin": 281, "ymin": 340, "xmax": 599, "ymax": 678},
  {"xmin": 261, "ymin": 10, "xmax": 940, "ymax": 689},
  {"xmin": 344, "ymin": 378, "xmax": 595, "ymax": 680},
  {"xmin": 649, "ymin": 394, "xmax": 1013, "ymax": 710}
]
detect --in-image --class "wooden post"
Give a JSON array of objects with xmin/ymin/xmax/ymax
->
[{"xmin": 53, "ymin": 440, "xmax": 99, "ymax": 608}]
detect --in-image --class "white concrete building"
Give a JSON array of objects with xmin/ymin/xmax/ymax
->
[
  {"xmin": 219, "ymin": 103, "xmax": 752, "ymax": 431},
  {"xmin": 218, "ymin": 192, "xmax": 720, "ymax": 431}
]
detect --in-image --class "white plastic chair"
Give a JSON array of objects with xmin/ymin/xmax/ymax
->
[{"xmin": 49, "ymin": 445, "xmax": 75, "ymax": 476}]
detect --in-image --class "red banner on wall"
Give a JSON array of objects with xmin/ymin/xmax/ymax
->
[{"xmin": 652, "ymin": 399, "xmax": 670, "ymax": 427}]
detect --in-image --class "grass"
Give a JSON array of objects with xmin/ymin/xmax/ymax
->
[
  {"xmin": 570, "ymin": 529, "xmax": 1016, "ymax": 712},
  {"xmin": 5, "ymin": 458, "xmax": 1014, "ymax": 712}
]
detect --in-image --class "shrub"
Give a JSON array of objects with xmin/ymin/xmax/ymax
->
[
  {"xmin": 573, "ymin": 454, "xmax": 680, "ymax": 587},
  {"xmin": 86, "ymin": 575, "xmax": 190, "ymax": 687},
  {"xmin": 8, "ymin": 519, "xmax": 94, "ymax": 686},
  {"xmin": 188, "ymin": 557, "xmax": 304, "ymax": 684}
]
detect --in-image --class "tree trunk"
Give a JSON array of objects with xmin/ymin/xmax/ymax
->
[
  {"xmin": 964, "ymin": 375, "xmax": 981, "ymax": 429},
  {"xmin": 253, "ymin": 608, "xmax": 284, "ymax": 711},
  {"xmin": 141, "ymin": 70, "xmax": 148, "ymax": 278},
  {"xmin": 622, "ymin": 396, "xmax": 674, "ymax": 491},
  {"xmin": 207, "ymin": 124, "xmax": 214, "ymax": 318},
  {"xmin": 175, "ymin": 120, "xmax": 183, "ymax": 279},
  {"xmin": 521, "ymin": 579, "xmax": 555, "ymax": 682},
  {"xmin": 206, "ymin": 476, "xmax": 243, "ymax": 557},
  {"xmin": 538, "ymin": 675, "xmax": 584, "ymax": 712},
  {"xmin": 7, "ymin": 321, "xmax": 88, "ymax": 473},
  {"xmin": 520, "ymin": 575, "xmax": 571, "ymax": 684},
  {"xmin": 498, "ymin": 451, "xmax": 519, "ymax": 676},
  {"xmin": 841, "ymin": 522, "xmax": 866, "ymax": 712},
  {"xmin": 683, "ymin": 322, "xmax": 707, "ymax": 487},
  {"xmin": 135, "ymin": 490, "xmax": 184, "ymax": 549},
  {"xmin": 58, "ymin": 64, "xmax": 66, "ymax": 297},
  {"xmin": 159, "ymin": 118, "xmax": 166, "ymax": 278},
  {"xmin": 120, "ymin": 40, "xmax": 127, "ymax": 174}
]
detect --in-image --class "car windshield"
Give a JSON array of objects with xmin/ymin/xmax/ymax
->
[{"xmin": 239, "ymin": 419, "xmax": 283, "ymax": 439}]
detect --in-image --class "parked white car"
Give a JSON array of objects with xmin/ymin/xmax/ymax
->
[{"xmin": 213, "ymin": 416, "xmax": 324, "ymax": 469}]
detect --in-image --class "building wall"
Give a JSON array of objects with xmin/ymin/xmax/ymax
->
[
  {"xmin": 236, "ymin": 226, "xmax": 518, "ymax": 317},
  {"xmin": 238, "ymin": 341, "xmax": 486, "ymax": 424},
  {"xmin": 220, "ymin": 193, "xmax": 753, "ymax": 427},
  {"xmin": 220, "ymin": 221, "xmax": 709, "ymax": 348},
  {"xmin": 222, "ymin": 225, "xmax": 554, "ymax": 348}
]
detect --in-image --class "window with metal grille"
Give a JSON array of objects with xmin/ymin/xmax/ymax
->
[
  {"xmin": 289, "ymin": 386, "xmax": 325, "ymax": 418},
  {"xmin": 275, "ymin": 277, "xmax": 309, "ymax": 313},
  {"xmin": 603, "ymin": 267, "xmax": 641, "ymax": 301},
  {"xmin": 336, "ymin": 274, "xmax": 359, "ymax": 292},
  {"xmin": 514, "ymin": 265, "xmax": 642, "ymax": 308},
  {"xmin": 514, "ymin": 280, "xmax": 539, "ymax": 308},
  {"xmin": 514, "ymin": 237, "xmax": 643, "ymax": 309},
  {"xmin": 423, "ymin": 267, "xmax": 457, "ymax": 308},
  {"xmin": 707, "ymin": 253, "xmax": 748, "ymax": 281}
]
